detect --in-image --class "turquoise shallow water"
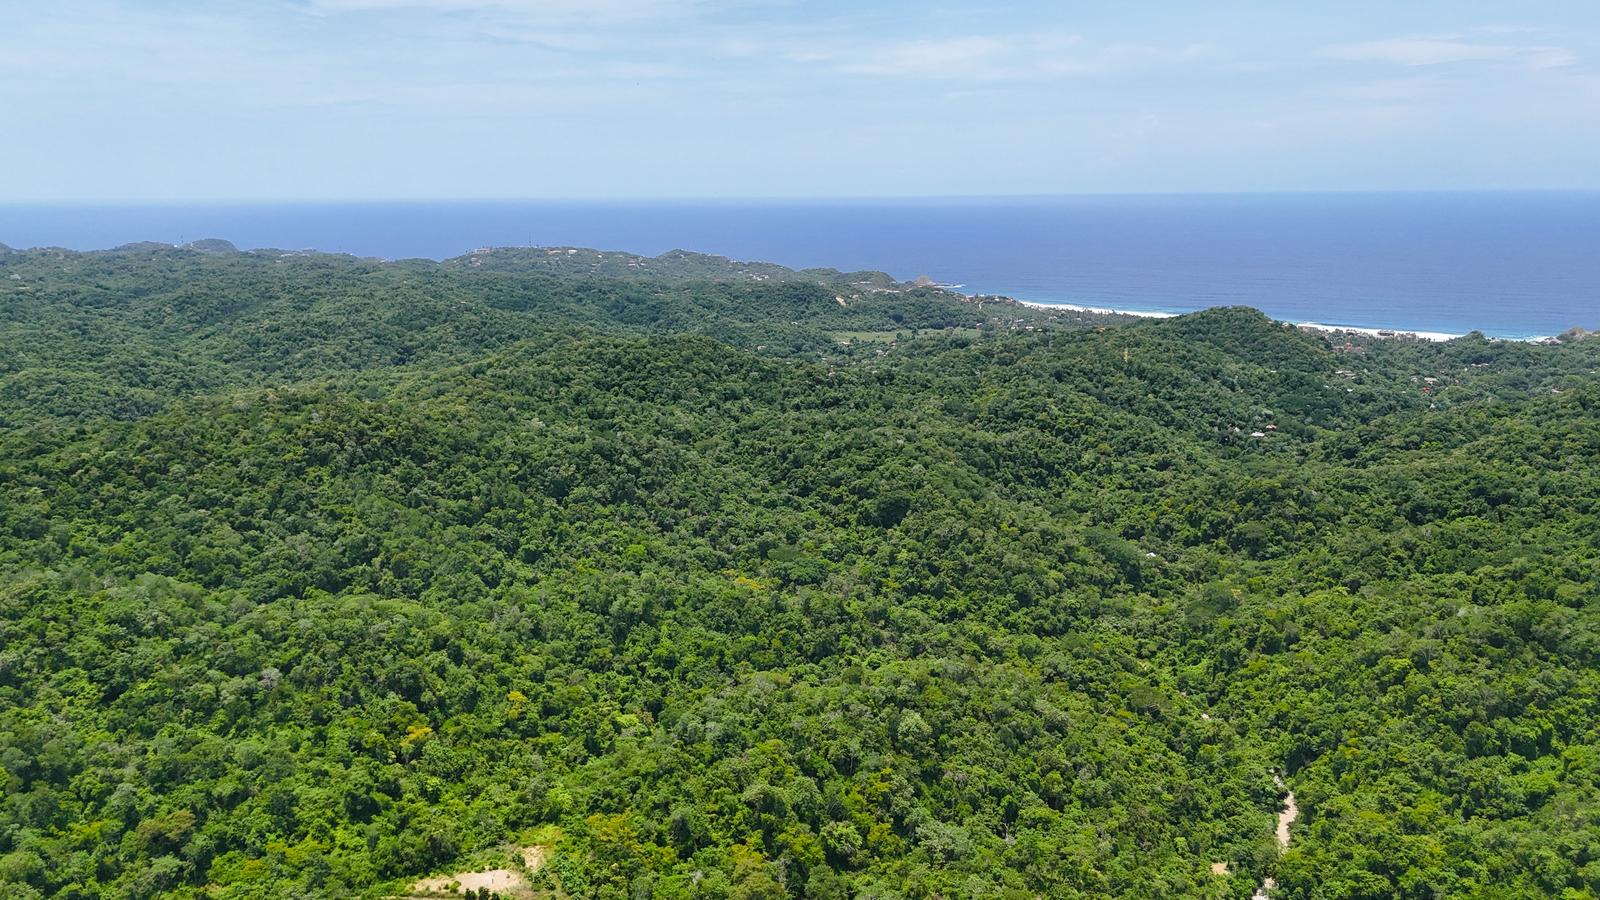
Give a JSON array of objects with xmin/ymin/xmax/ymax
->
[{"xmin": 2, "ymin": 192, "xmax": 1596, "ymax": 337}]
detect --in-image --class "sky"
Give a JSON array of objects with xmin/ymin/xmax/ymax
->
[{"xmin": 3, "ymin": 0, "xmax": 1599, "ymax": 201}]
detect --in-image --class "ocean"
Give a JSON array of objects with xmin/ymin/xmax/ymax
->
[{"xmin": 2, "ymin": 192, "xmax": 1596, "ymax": 338}]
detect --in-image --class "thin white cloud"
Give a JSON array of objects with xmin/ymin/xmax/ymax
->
[
  {"xmin": 1321, "ymin": 36, "xmax": 1575, "ymax": 70},
  {"xmin": 302, "ymin": 0, "xmax": 726, "ymax": 24},
  {"xmin": 835, "ymin": 36, "xmax": 1019, "ymax": 77},
  {"xmin": 1313, "ymin": 75, "xmax": 1448, "ymax": 104},
  {"xmin": 1472, "ymin": 25, "xmax": 1543, "ymax": 35},
  {"xmin": 804, "ymin": 33, "xmax": 1207, "ymax": 81}
]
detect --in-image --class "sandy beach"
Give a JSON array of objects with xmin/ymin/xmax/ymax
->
[
  {"xmin": 1014, "ymin": 298, "xmax": 1563, "ymax": 343},
  {"xmin": 1294, "ymin": 322, "xmax": 1462, "ymax": 342},
  {"xmin": 1016, "ymin": 299, "xmax": 1179, "ymax": 319}
]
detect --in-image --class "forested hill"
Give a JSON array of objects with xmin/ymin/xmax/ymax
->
[
  {"xmin": 0, "ymin": 245, "xmax": 1134, "ymax": 427},
  {"xmin": 1, "ymin": 247, "xmax": 1599, "ymax": 900},
  {"xmin": 439, "ymin": 246, "xmax": 901, "ymax": 288}
]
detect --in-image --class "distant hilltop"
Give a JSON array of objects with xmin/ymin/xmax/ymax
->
[
  {"xmin": 73, "ymin": 238, "xmax": 1001, "ymax": 299},
  {"xmin": 22, "ymin": 239, "xmax": 924, "ymax": 292},
  {"xmin": 443, "ymin": 245, "xmax": 905, "ymax": 291},
  {"xmin": 4, "ymin": 239, "xmax": 1160, "ymax": 331},
  {"xmin": 182, "ymin": 238, "xmax": 238, "ymax": 253},
  {"xmin": 0, "ymin": 240, "xmax": 1160, "ymax": 341},
  {"xmin": 106, "ymin": 238, "xmax": 238, "ymax": 254}
]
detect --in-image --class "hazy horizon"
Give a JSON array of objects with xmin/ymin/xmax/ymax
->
[
  {"xmin": 3, "ymin": 186, "xmax": 1600, "ymax": 211},
  {"xmin": 5, "ymin": 192, "xmax": 1596, "ymax": 338},
  {"xmin": 6, "ymin": 2, "xmax": 1600, "ymax": 202}
]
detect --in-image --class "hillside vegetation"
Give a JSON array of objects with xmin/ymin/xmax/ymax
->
[{"xmin": 1, "ymin": 246, "xmax": 1598, "ymax": 899}]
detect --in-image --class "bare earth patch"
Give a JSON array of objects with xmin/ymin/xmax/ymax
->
[
  {"xmin": 519, "ymin": 845, "xmax": 549, "ymax": 871},
  {"xmin": 1252, "ymin": 776, "xmax": 1298, "ymax": 900},
  {"xmin": 402, "ymin": 842, "xmax": 551, "ymax": 898},
  {"xmin": 410, "ymin": 868, "xmax": 527, "ymax": 896}
]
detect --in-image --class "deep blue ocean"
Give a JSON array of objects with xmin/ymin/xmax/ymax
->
[{"xmin": 2, "ymin": 192, "xmax": 1596, "ymax": 338}]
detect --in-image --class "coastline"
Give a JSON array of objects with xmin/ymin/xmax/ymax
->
[
  {"xmin": 1013, "ymin": 298, "xmax": 1556, "ymax": 343},
  {"xmin": 1014, "ymin": 299, "xmax": 1179, "ymax": 320},
  {"xmin": 1293, "ymin": 321, "xmax": 1462, "ymax": 343}
]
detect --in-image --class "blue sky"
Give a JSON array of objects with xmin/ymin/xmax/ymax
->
[{"xmin": 4, "ymin": 1, "xmax": 1599, "ymax": 200}]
